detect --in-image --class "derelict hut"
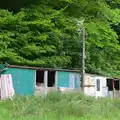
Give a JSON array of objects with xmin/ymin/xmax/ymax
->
[
  {"xmin": 84, "ymin": 73, "xmax": 108, "ymax": 98},
  {"xmin": 84, "ymin": 73, "xmax": 120, "ymax": 98},
  {"xmin": 3, "ymin": 65, "xmax": 81, "ymax": 95}
]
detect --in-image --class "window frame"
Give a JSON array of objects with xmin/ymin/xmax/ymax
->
[{"xmin": 96, "ymin": 79, "xmax": 100, "ymax": 91}]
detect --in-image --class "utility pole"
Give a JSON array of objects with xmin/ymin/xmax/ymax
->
[
  {"xmin": 77, "ymin": 19, "xmax": 85, "ymax": 90},
  {"xmin": 82, "ymin": 27, "xmax": 85, "ymax": 90}
]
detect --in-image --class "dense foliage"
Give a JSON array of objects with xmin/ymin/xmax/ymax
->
[{"xmin": 0, "ymin": 0, "xmax": 120, "ymax": 76}]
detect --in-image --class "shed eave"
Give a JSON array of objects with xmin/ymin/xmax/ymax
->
[{"xmin": 8, "ymin": 65, "xmax": 80, "ymax": 73}]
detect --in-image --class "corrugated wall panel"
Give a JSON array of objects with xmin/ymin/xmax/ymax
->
[
  {"xmin": 57, "ymin": 71, "xmax": 69, "ymax": 88},
  {"xmin": 5, "ymin": 68, "xmax": 35, "ymax": 95},
  {"xmin": 57, "ymin": 71, "xmax": 80, "ymax": 88}
]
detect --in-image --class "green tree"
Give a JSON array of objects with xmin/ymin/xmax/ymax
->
[{"xmin": 0, "ymin": 0, "xmax": 120, "ymax": 76}]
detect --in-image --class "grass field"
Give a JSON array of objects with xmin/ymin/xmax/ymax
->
[{"xmin": 0, "ymin": 92, "xmax": 120, "ymax": 120}]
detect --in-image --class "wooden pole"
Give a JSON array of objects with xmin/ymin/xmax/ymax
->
[{"xmin": 82, "ymin": 27, "xmax": 86, "ymax": 90}]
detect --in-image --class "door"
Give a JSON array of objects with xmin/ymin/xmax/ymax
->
[{"xmin": 95, "ymin": 78, "xmax": 101, "ymax": 97}]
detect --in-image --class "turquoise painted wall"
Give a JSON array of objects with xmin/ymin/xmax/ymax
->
[
  {"xmin": 57, "ymin": 71, "xmax": 69, "ymax": 87},
  {"xmin": 5, "ymin": 68, "xmax": 35, "ymax": 95},
  {"xmin": 57, "ymin": 71, "xmax": 80, "ymax": 88}
]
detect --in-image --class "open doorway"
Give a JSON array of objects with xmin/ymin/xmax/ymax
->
[
  {"xmin": 36, "ymin": 70, "xmax": 56, "ymax": 87},
  {"xmin": 48, "ymin": 71, "xmax": 56, "ymax": 87},
  {"xmin": 107, "ymin": 79, "xmax": 120, "ymax": 91},
  {"xmin": 107, "ymin": 79, "xmax": 113, "ymax": 91},
  {"xmin": 114, "ymin": 80, "xmax": 119, "ymax": 91},
  {"xmin": 36, "ymin": 70, "xmax": 45, "ymax": 87},
  {"xmin": 107, "ymin": 79, "xmax": 120, "ymax": 98}
]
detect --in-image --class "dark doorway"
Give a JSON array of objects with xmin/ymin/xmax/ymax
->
[
  {"xmin": 107, "ymin": 79, "xmax": 120, "ymax": 91},
  {"xmin": 107, "ymin": 79, "xmax": 113, "ymax": 91},
  {"xmin": 36, "ymin": 70, "xmax": 44, "ymax": 86},
  {"xmin": 48, "ymin": 71, "xmax": 55, "ymax": 87},
  {"xmin": 114, "ymin": 80, "xmax": 119, "ymax": 91}
]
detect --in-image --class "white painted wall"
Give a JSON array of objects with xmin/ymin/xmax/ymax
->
[
  {"xmin": 84, "ymin": 87, "xmax": 95, "ymax": 96},
  {"xmin": 84, "ymin": 74, "xmax": 95, "ymax": 86},
  {"xmin": 94, "ymin": 76, "xmax": 107, "ymax": 97},
  {"xmin": 84, "ymin": 74, "xmax": 96, "ymax": 96},
  {"xmin": 84, "ymin": 74, "xmax": 108, "ymax": 97}
]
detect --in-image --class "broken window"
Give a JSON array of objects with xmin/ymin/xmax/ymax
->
[{"xmin": 48, "ymin": 71, "xmax": 55, "ymax": 87}]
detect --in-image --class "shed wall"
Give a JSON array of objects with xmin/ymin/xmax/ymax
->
[
  {"xmin": 84, "ymin": 74, "xmax": 108, "ymax": 97},
  {"xmin": 75, "ymin": 73, "xmax": 80, "ymax": 88},
  {"xmin": 5, "ymin": 68, "xmax": 35, "ymax": 95},
  {"xmin": 94, "ymin": 76, "xmax": 107, "ymax": 97},
  {"xmin": 57, "ymin": 71, "xmax": 69, "ymax": 88},
  {"xmin": 84, "ymin": 74, "xmax": 95, "ymax": 96},
  {"xmin": 57, "ymin": 71, "xmax": 80, "ymax": 88}
]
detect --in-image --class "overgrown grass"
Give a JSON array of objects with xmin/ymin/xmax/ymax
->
[{"xmin": 0, "ymin": 92, "xmax": 120, "ymax": 120}]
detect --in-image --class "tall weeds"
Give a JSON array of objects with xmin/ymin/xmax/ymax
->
[{"xmin": 0, "ymin": 92, "xmax": 120, "ymax": 120}]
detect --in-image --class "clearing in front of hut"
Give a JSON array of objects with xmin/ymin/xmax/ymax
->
[{"xmin": 0, "ymin": 92, "xmax": 120, "ymax": 120}]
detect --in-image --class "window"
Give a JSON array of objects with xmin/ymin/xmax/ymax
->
[
  {"xmin": 96, "ymin": 79, "xmax": 100, "ymax": 91},
  {"xmin": 36, "ymin": 70, "xmax": 56, "ymax": 87}
]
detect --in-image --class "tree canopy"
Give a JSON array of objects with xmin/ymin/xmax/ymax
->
[{"xmin": 0, "ymin": 0, "xmax": 120, "ymax": 76}]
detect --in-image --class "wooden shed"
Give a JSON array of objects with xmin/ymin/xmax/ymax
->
[
  {"xmin": 84, "ymin": 73, "xmax": 120, "ymax": 98},
  {"xmin": 2, "ymin": 65, "xmax": 81, "ymax": 95},
  {"xmin": 84, "ymin": 73, "xmax": 108, "ymax": 97}
]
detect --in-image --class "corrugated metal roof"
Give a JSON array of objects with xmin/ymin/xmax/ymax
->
[
  {"xmin": 8, "ymin": 65, "xmax": 120, "ymax": 80},
  {"xmin": 85, "ymin": 73, "xmax": 120, "ymax": 80},
  {"xmin": 9, "ymin": 65, "xmax": 80, "ymax": 73}
]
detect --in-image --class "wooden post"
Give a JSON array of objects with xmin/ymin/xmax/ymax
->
[
  {"xmin": 44, "ymin": 71, "xmax": 48, "ymax": 88},
  {"xmin": 44, "ymin": 71, "xmax": 48, "ymax": 96},
  {"xmin": 55, "ymin": 71, "xmax": 58, "ymax": 90},
  {"xmin": 82, "ymin": 28, "xmax": 86, "ymax": 91}
]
